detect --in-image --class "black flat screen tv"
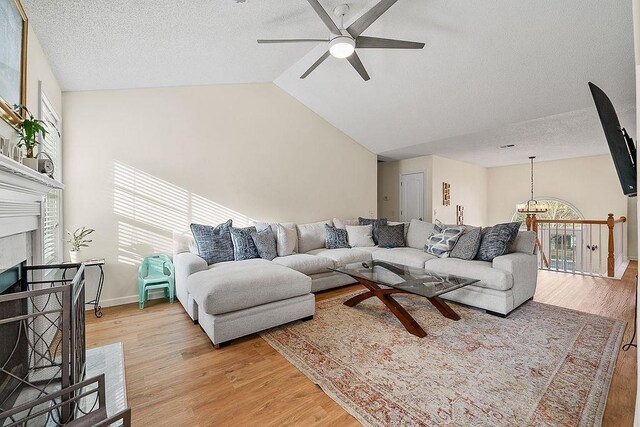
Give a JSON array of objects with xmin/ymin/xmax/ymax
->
[{"xmin": 589, "ymin": 82, "xmax": 637, "ymax": 197}]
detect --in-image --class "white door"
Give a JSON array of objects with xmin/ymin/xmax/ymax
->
[{"xmin": 400, "ymin": 172, "xmax": 424, "ymax": 221}]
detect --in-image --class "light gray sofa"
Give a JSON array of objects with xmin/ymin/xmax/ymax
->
[{"xmin": 173, "ymin": 218, "xmax": 538, "ymax": 347}]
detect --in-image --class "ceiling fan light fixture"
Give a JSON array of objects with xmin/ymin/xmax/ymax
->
[{"xmin": 329, "ymin": 36, "xmax": 355, "ymax": 58}]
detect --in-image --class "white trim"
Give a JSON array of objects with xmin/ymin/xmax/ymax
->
[{"xmin": 86, "ymin": 289, "xmax": 166, "ymax": 310}]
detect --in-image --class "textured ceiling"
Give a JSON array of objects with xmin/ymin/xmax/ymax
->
[{"xmin": 23, "ymin": 0, "xmax": 636, "ymax": 167}]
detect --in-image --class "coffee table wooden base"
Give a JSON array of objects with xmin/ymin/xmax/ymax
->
[{"xmin": 343, "ymin": 277, "xmax": 461, "ymax": 338}]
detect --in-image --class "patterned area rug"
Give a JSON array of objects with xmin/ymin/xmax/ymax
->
[{"xmin": 260, "ymin": 292, "xmax": 625, "ymax": 426}]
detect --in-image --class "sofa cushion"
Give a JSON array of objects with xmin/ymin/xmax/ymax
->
[
  {"xmin": 187, "ymin": 258, "xmax": 311, "ymax": 315},
  {"xmin": 325, "ymin": 224, "xmax": 350, "ymax": 249},
  {"xmin": 511, "ymin": 230, "xmax": 536, "ymax": 255},
  {"xmin": 307, "ymin": 248, "xmax": 372, "ymax": 267},
  {"xmin": 372, "ymin": 247, "xmax": 437, "ymax": 269},
  {"xmin": 425, "ymin": 258, "xmax": 513, "ymax": 291},
  {"xmin": 406, "ymin": 219, "xmax": 435, "ymax": 250},
  {"xmin": 276, "ymin": 223, "xmax": 298, "ymax": 257},
  {"xmin": 346, "ymin": 225, "xmax": 375, "ymax": 247},
  {"xmin": 297, "ymin": 220, "xmax": 332, "ymax": 253},
  {"xmin": 190, "ymin": 220, "xmax": 235, "ymax": 265},
  {"xmin": 272, "ymin": 253, "xmax": 335, "ymax": 275}
]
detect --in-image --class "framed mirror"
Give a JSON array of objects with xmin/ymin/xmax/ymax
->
[{"xmin": 0, "ymin": 0, "xmax": 28, "ymax": 127}]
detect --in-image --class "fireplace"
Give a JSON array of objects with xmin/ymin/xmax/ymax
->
[{"xmin": 0, "ymin": 262, "xmax": 27, "ymax": 411}]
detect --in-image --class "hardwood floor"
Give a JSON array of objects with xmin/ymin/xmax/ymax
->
[{"xmin": 86, "ymin": 264, "xmax": 638, "ymax": 426}]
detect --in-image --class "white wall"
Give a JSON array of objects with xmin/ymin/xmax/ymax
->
[
  {"xmin": 377, "ymin": 155, "xmax": 488, "ymax": 225},
  {"xmin": 62, "ymin": 83, "xmax": 377, "ymax": 305}
]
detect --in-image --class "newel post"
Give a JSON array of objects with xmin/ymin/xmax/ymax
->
[{"xmin": 607, "ymin": 213, "xmax": 615, "ymax": 277}]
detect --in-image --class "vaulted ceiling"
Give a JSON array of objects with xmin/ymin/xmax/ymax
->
[{"xmin": 22, "ymin": 0, "xmax": 636, "ymax": 167}]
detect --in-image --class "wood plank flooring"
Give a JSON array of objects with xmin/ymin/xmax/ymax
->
[{"xmin": 86, "ymin": 264, "xmax": 638, "ymax": 426}]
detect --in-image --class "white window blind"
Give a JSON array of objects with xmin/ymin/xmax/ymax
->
[{"xmin": 40, "ymin": 91, "xmax": 62, "ymax": 265}]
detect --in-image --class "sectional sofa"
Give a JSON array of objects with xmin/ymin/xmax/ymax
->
[{"xmin": 173, "ymin": 219, "xmax": 538, "ymax": 347}]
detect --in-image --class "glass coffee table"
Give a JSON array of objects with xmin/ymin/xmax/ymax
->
[{"xmin": 330, "ymin": 261, "xmax": 479, "ymax": 338}]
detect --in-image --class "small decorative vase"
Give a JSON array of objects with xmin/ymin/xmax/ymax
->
[
  {"xmin": 22, "ymin": 157, "xmax": 38, "ymax": 170},
  {"xmin": 69, "ymin": 250, "xmax": 82, "ymax": 263}
]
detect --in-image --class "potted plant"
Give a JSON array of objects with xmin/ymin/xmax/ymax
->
[
  {"xmin": 13, "ymin": 104, "xmax": 58, "ymax": 170},
  {"xmin": 66, "ymin": 227, "xmax": 95, "ymax": 263}
]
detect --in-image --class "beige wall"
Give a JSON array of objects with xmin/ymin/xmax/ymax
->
[
  {"xmin": 430, "ymin": 156, "xmax": 488, "ymax": 226},
  {"xmin": 377, "ymin": 155, "xmax": 487, "ymax": 225},
  {"xmin": 62, "ymin": 83, "xmax": 377, "ymax": 305},
  {"xmin": 487, "ymin": 155, "xmax": 628, "ymax": 224}
]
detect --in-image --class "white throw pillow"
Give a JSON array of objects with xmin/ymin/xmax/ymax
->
[
  {"xmin": 276, "ymin": 223, "xmax": 298, "ymax": 257},
  {"xmin": 346, "ymin": 224, "xmax": 375, "ymax": 247},
  {"xmin": 406, "ymin": 219, "xmax": 435, "ymax": 250},
  {"xmin": 297, "ymin": 220, "xmax": 333, "ymax": 253},
  {"xmin": 333, "ymin": 218, "xmax": 359, "ymax": 229}
]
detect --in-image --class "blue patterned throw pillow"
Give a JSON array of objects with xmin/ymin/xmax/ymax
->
[
  {"xmin": 325, "ymin": 224, "xmax": 350, "ymax": 249},
  {"xmin": 251, "ymin": 226, "xmax": 278, "ymax": 261},
  {"xmin": 450, "ymin": 227, "xmax": 482, "ymax": 260},
  {"xmin": 358, "ymin": 217, "xmax": 388, "ymax": 245},
  {"xmin": 424, "ymin": 221, "xmax": 464, "ymax": 258},
  {"xmin": 230, "ymin": 226, "xmax": 259, "ymax": 261},
  {"xmin": 475, "ymin": 222, "xmax": 522, "ymax": 261},
  {"xmin": 190, "ymin": 220, "xmax": 234, "ymax": 265},
  {"xmin": 376, "ymin": 224, "xmax": 405, "ymax": 248}
]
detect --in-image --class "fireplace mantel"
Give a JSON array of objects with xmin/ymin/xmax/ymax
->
[{"xmin": 0, "ymin": 154, "xmax": 63, "ymax": 268}]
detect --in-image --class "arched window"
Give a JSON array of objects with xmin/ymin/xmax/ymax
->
[{"xmin": 511, "ymin": 198, "xmax": 583, "ymax": 224}]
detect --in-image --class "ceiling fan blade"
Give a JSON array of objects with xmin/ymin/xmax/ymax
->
[
  {"xmin": 356, "ymin": 36, "xmax": 425, "ymax": 49},
  {"xmin": 306, "ymin": 0, "xmax": 342, "ymax": 35},
  {"xmin": 301, "ymin": 51, "xmax": 331, "ymax": 79},
  {"xmin": 346, "ymin": 52, "xmax": 370, "ymax": 81},
  {"xmin": 258, "ymin": 39, "xmax": 328, "ymax": 44},
  {"xmin": 347, "ymin": 0, "xmax": 398, "ymax": 37}
]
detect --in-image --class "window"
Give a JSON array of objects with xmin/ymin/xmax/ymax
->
[{"xmin": 40, "ymin": 89, "xmax": 62, "ymax": 265}]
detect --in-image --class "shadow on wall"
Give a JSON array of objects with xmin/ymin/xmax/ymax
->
[{"xmin": 113, "ymin": 161, "xmax": 253, "ymax": 266}]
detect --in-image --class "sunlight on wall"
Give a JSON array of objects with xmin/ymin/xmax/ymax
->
[{"xmin": 113, "ymin": 161, "xmax": 253, "ymax": 265}]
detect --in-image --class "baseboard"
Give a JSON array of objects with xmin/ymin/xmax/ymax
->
[{"xmin": 85, "ymin": 289, "xmax": 166, "ymax": 310}]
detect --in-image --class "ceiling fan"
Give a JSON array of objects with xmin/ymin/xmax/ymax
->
[{"xmin": 258, "ymin": 0, "xmax": 425, "ymax": 81}]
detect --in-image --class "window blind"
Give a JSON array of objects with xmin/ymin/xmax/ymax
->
[{"xmin": 40, "ymin": 92, "xmax": 62, "ymax": 265}]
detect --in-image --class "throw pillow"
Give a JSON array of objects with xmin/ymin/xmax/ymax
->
[
  {"xmin": 230, "ymin": 226, "xmax": 259, "ymax": 261},
  {"xmin": 450, "ymin": 227, "xmax": 482, "ymax": 260},
  {"xmin": 325, "ymin": 224, "xmax": 350, "ymax": 249},
  {"xmin": 251, "ymin": 226, "xmax": 278, "ymax": 261},
  {"xmin": 346, "ymin": 224, "xmax": 375, "ymax": 247},
  {"xmin": 475, "ymin": 222, "xmax": 522, "ymax": 261},
  {"xmin": 358, "ymin": 217, "xmax": 388, "ymax": 245},
  {"xmin": 276, "ymin": 223, "xmax": 298, "ymax": 257},
  {"xmin": 190, "ymin": 219, "xmax": 234, "ymax": 265},
  {"xmin": 424, "ymin": 222, "xmax": 464, "ymax": 257},
  {"xmin": 376, "ymin": 224, "xmax": 405, "ymax": 248}
]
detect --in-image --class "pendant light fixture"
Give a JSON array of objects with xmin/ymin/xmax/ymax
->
[{"xmin": 516, "ymin": 156, "xmax": 548, "ymax": 214}]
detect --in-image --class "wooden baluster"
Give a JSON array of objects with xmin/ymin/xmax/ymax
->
[{"xmin": 607, "ymin": 213, "xmax": 615, "ymax": 277}]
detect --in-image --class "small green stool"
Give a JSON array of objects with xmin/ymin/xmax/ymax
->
[{"xmin": 138, "ymin": 254, "xmax": 175, "ymax": 309}]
